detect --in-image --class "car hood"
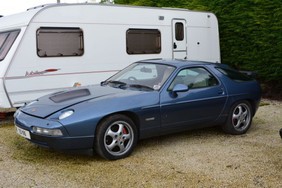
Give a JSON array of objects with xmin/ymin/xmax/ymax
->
[{"xmin": 20, "ymin": 85, "xmax": 131, "ymax": 118}]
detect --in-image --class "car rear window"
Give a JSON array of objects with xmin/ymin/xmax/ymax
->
[{"xmin": 217, "ymin": 67, "xmax": 254, "ymax": 82}]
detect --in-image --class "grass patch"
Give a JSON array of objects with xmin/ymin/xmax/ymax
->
[
  {"xmin": 11, "ymin": 136, "xmax": 97, "ymax": 165},
  {"xmin": 1, "ymin": 124, "xmax": 98, "ymax": 166},
  {"xmin": 259, "ymin": 101, "xmax": 270, "ymax": 106}
]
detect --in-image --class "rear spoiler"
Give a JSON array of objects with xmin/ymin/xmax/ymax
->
[{"xmin": 239, "ymin": 71, "xmax": 258, "ymax": 79}]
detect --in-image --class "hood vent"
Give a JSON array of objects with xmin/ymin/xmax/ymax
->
[{"xmin": 50, "ymin": 89, "xmax": 90, "ymax": 103}]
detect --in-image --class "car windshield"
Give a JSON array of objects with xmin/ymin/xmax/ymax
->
[{"xmin": 103, "ymin": 62, "xmax": 175, "ymax": 91}]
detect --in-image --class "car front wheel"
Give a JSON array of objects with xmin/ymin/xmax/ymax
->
[
  {"xmin": 95, "ymin": 114, "xmax": 137, "ymax": 160},
  {"xmin": 222, "ymin": 101, "xmax": 252, "ymax": 135}
]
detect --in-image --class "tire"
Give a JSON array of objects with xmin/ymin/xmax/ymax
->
[
  {"xmin": 94, "ymin": 114, "xmax": 137, "ymax": 160},
  {"xmin": 222, "ymin": 101, "xmax": 253, "ymax": 135}
]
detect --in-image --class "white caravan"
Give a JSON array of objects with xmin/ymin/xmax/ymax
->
[{"xmin": 0, "ymin": 3, "xmax": 220, "ymax": 108}]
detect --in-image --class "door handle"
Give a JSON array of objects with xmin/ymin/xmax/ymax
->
[
  {"xmin": 218, "ymin": 88, "xmax": 225, "ymax": 95},
  {"xmin": 173, "ymin": 43, "xmax": 177, "ymax": 49}
]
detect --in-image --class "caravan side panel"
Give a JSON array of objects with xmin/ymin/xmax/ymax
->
[{"xmin": 2, "ymin": 4, "xmax": 220, "ymax": 108}]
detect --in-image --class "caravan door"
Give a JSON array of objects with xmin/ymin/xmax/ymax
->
[{"xmin": 172, "ymin": 19, "xmax": 187, "ymax": 59}]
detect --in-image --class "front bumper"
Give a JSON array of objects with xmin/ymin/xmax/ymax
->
[{"xmin": 14, "ymin": 110, "xmax": 94, "ymax": 150}]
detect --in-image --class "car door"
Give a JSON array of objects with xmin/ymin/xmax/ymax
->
[{"xmin": 160, "ymin": 66, "xmax": 227, "ymax": 133}]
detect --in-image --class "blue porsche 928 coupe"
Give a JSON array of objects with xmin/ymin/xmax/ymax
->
[{"xmin": 15, "ymin": 59, "xmax": 261, "ymax": 160}]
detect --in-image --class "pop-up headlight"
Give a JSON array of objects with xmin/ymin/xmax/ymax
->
[{"xmin": 59, "ymin": 110, "xmax": 74, "ymax": 120}]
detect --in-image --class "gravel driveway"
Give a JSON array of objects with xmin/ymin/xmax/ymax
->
[{"xmin": 0, "ymin": 99, "xmax": 281, "ymax": 187}]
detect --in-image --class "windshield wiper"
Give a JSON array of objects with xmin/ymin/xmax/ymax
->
[
  {"xmin": 102, "ymin": 80, "xmax": 127, "ymax": 88},
  {"xmin": 129, "ymin": 84, "xmax": 154, "ymax": 91},
  {"xmin": 100, "ymin": 81, "xmax": 107, "ymax": 86}
]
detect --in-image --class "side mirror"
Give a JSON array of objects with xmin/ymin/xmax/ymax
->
[{"xmin": 170, "ymin": 84, "xmax": 189, "ymax": 98}]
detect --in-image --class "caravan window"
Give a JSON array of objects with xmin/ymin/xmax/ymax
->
[
  {"xmin": 126, "ymin": 29, "xmax": 161, "ymax": 54},
  {"xmin": 0, "ymin": 30, "xmax": 20, "ymax": 61},
  {"xmin": 37, "ymin": 27, "xmax": 84, "ymax": 57},
  {"xmin": 175, "ymin": 22, "xmax": 184, "ymax": 41}
]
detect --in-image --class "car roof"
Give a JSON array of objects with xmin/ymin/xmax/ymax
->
[{"xmin": 138, "ymin": 58, "xmax": 217, "ymax": 68}]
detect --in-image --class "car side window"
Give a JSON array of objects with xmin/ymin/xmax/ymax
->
[{"xmin": 168, "ymin": 67, "xmax": 219, "ymax": 90}]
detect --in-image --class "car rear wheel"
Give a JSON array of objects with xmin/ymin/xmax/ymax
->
[
  {"xmin": 95, "ymin": 114, "xmax": 137, "ymax": 160},
  {"xmin": 222, "ymin": 101, "xmax": 252, "ymax": 135}
]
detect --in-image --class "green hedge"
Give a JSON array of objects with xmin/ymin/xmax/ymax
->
[
  {"xmin": 209, "ymin": 0, "xmax": 282, "ymax": 98},
  {"xmin": 115, "ymin": 0, "xmax": 282, "ymax": 98}
]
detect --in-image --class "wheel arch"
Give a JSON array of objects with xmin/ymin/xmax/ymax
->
[
  {"xmin": 95, "ymin": 111, "xmax": 141, "ymax": 139},
  {"xmin": 245, "ymin": 99, "xmax": 257, "ymax": 116},
  {"xmin": 233, "ymin": 98, "xmax": 258, "ymax": 117},
  {"xmin": 227, "ymin": 98, "xmax": 257, "ymax": 116}
]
